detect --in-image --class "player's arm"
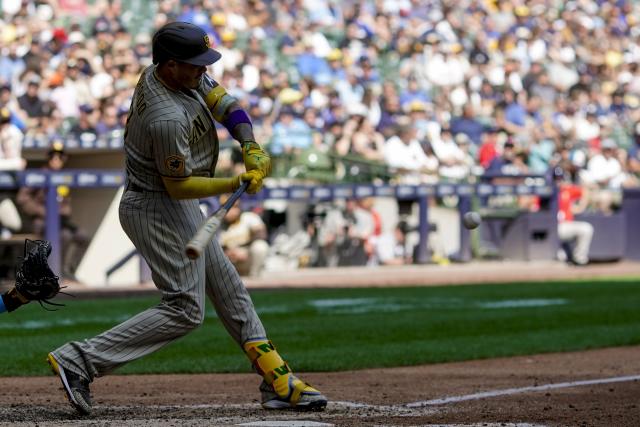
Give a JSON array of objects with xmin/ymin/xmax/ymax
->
[
  {"xmin": 151, "ymin": 119, "xmax": 262, "ymax": 198},
  {"xmin": 162, "ymin": 171, "xmax": 262, "ymax": 199},
  {"xmin": 200, "ymin": 77, "xmax": 271, "ymax": 177}
]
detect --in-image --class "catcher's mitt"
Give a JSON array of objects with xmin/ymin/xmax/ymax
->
[{"xmin": 13, "ymin": 239, "xmax": 63, "ymax": 310}]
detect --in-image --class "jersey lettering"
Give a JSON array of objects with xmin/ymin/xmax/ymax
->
[{"xmin": 189, "ymin": 114, "xmax": 208, "ymax": 144}]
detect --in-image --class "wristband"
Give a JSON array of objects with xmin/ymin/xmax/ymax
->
[{"xmin": 223, "ymin": 109, "xmax": 252, "ymax": 133}]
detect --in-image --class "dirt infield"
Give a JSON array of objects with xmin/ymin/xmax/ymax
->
[
  {"xmin": 2, "ymin": 261, "xmax": 639, "ymax": 426},
  {"xmin": 1, "ymin": 346, "xmax": 639, "ymax": 426}
]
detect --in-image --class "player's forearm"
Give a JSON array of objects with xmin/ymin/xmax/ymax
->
[
  {"xmin": 162, "ymin": 176, "xmax": 240, "ymax": 199},
  {"xmin": 225, "ymin": 105, "xmax": 255, "ymax": 145}
]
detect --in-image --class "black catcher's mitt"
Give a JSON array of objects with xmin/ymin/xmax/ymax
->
[{"xmin": 13, "ymin": 239, "xmax": 62, "ymax": 309}]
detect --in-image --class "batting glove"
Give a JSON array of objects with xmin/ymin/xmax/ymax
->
[
  {"xmin": 233, "ymin": 169, "xmax": 265, "ymax": 194},
  {"xmin": 242, "ymin": 141, "xmax": 272, "ymax": 178}
]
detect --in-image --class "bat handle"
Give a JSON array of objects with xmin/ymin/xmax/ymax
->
[
  {"xmin": 222, "ymin": 180, "xmax": 250, "ymax": 209},
  {"xmin": 184, "ymin": 180, "xmax": 250, "ymax": 260}
]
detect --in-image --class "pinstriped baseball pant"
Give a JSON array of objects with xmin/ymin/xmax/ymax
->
[{"xmin": 52, "ymin": 189, "xmax": 266, "ymax": 381}]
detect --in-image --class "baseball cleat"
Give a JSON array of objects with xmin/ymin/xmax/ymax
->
[
  {"xmin": 259, "ymin": 377, "xmax": 328, "ymax": 411},
  {"xmin": 47, "ymin": 352, "xmax": 92, "ymax": 415}
]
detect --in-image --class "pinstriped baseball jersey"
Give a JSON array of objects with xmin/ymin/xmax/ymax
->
[
  {"xmin": 50, "ymin": 65, "xmax": 267, "ymax": 382},
  {"xmin": 124, "ymin": 65, "xmax": 219, "ymax": 191}
]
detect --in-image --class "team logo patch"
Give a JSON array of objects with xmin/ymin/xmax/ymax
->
[
  {"xmin": 165, "ymin": 155, "xmax": 185, "ymax": 174},
  {"xmin": 204, "ymin": 35, "xmax": 210, "ymax": 48}
]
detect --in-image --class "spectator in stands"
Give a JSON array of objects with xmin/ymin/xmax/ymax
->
[
  {"xmin": 432, "ymin": 129, "xmax": 471, "ymax": 182},
  {"xmin": 486, "ymin": 140, "xmax": 520, "ymax": 175},
  {"xmin": 0, "ymin": 107, "xmax": 26, "ymax": 171},
  {"xmin": 95, "ymin": 104, "xmax": 123, "ymax": 137},
  {"xmin": 0, "ymin": 83, "xmax": 26, "ymax": 132},
  {"xmin": 219, "ymin": 197, "xmax": 270, "ymax": 277},
  {"xmin": 16, "ymin": 143, "xmax": 89, "ymax": 280},
  {"xmin": 450, "ymin": 104, "xmax": 485, "ymax": 146},
  {"xmin": 399, "ymin": 78, "xmax": 430, "ymax": 111},
  {"xmin": 335, "ymin": 110, "xmax": 385, "ymax": 162},
  {"xmin": 555, "ymin": 167, "xmax": 594, "ymax": 266},
  {"xmin": 17, "ymin": 77, "xmax": 48, "ymax": 126},
  {"xmin": 69, "ymin": 104, "xmax": 98, "ymax": 140},
  {"xmin": 383, "ymin": 117, "xmax": 438, "ymax": 184},
  {"xmin": 269, "ymin": 106, "xmax": 312, "ymax": 156},
  {"xmin": 373, "ymin": 220, "xmax": 413, "ymax": 266},
  {"xmin": 583, "ymin": 139, "xmax": 635, "ymax": 190}
]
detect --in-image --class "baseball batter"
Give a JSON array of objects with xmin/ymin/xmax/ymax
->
[{"xmin": 47, "ymin": 22, "xmax": 327, "ymax": 414}]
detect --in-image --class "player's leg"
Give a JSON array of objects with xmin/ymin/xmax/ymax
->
[
  {"xmin": 248, "ymin": 239, "xmax": 269, "ymax": 277},
  {"xmin": 204, "ymin": 239, "xmax": 327, "ymax": 411},
  {"xmin": 570, "ymin": 221, "xmax": 594, "ymax": 265},
  {"xmin": 49, "ymin": 194, "xmax": 207, "ymax": 413}
]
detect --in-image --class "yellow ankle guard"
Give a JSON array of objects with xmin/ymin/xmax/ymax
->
[{"xmin": 244, "ymin": 339, "xmax": 314, "ymax": 404}]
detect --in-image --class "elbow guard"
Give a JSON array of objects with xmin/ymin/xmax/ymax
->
[
  {"xmin": 204, "ymin": 85, "xmax": 252, "ymax": 131},
  {"xmin": 205, "ymin": 85, "xmax": 237, "ymax": 122}
]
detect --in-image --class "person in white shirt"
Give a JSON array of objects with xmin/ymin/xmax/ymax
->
[
  {"xmin": 0, "ymin": 107, "xmax": 26, "ymax": 171},
  {"xmin": 373, "ymin": 220, "xmax": 412, "ymax": 266},
  {"xmin": 432, "ymin": 129, "xmax": 470, "ymax": 181},
  {"xmin": 581, "ymin": 139, "xmax": 626, "ymax": 189},
  {"xmin": 219, "ymin": 197, "xmax": 270, "ymax": 278},
  {"xmin": 383, "ymin": 117, "xmax": 438, "ymax": 184}
]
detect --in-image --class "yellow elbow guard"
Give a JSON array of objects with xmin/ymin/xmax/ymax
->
[{"xmin": 205, "ymin": 85, "xmax": 236, "ymax": 122}]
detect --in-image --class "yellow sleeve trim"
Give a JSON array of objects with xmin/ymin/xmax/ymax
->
[{"xmin": 162, "ymin": 175, "xmax": 238, "ymax": 199}]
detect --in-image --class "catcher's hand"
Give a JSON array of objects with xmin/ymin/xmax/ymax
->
[
  {"xmin": 12, "ymin": 239, "xmax": 62, "ymax": 310},
  {"xmin": 242, "ymin": 141, "xmax": 272, "ymax": 178}
]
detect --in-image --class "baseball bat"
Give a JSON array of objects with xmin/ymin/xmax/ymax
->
[{"xmin": 185, "ymin": 181, "xmax": 249, "ymax": 260}]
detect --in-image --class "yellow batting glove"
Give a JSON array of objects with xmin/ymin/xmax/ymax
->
[
  {"xmin": 242, "ymin": 141, "xmax": 272, "ymax": 177},
  {"xmin": 232, "ymin": 169, "xmax": 265, "ymax": 194}
]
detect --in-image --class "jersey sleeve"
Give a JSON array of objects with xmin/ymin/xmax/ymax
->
[
  {"xmin": 197, "ymin": 73, "xmax": 219, "ymax": 99},
  {"xmin": 149, "ymin": 119, "xmax": 193, "ymax": 178}
]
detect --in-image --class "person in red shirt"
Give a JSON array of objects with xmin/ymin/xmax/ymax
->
[{"xmin": 555, "ymin": 167, "xmax": 594, "ymax": 266}]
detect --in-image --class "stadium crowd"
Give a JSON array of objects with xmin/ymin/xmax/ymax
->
[{"xmin": 1, "ymin": 0, "xmax": 640, "ymax": 274}]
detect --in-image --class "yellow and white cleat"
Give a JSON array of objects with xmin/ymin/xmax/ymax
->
[
  {"xmin": 259, "ymin": 377, "xmax": 327, "ymax": 411},
  {"xmin": 244, "ymin": 339, "xmax": 327, "ymax": 411}
]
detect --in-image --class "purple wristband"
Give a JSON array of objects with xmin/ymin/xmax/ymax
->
[{"xmin": 224, "ymin": 109, "xmax": 252, "ymax": 132}]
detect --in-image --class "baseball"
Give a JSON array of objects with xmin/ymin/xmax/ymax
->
[{"xmin": 463, "ymin": 211, "xmax": 482, "ymax": 229}]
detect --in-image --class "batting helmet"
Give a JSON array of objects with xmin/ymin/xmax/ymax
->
[{"xmin": 152, "ymin": 21, "xmax": 221, "ymax": 66}]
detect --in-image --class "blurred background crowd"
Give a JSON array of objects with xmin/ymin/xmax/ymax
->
[{"xmin": 1, "ymin": 0, "xmax": 640, "ymax": 277}]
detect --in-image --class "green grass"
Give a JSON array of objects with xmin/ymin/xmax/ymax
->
[{"xmin": 1, "ymin": 278, "xmax": 640, "ymax": 376}]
